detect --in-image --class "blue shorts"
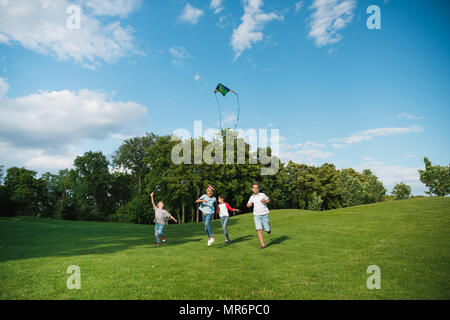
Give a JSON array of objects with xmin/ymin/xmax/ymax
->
[{"xmin": 254, "ymin": 214, "xmax": 270, "ymax": 231}]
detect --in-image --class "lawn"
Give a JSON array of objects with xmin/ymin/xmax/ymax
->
[{"xmin": 0, "ymin": 197, "xmax": 449, "ymax": 299}]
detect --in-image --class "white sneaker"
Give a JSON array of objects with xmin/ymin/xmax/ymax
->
[{"xmin": 207, "ymin": 237, "xmax": 215, "ymax": 246}]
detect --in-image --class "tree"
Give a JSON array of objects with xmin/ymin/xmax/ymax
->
[
  {"xmin": 336, "ymin": 170, "xmax": 364, "ymax": 207},
  {"xmin": 3, "ymin": 167, "xmax": 40, "ymax": 216},
  {"xmin": 0, "ymin": 165, "xmax": 4, "ymax": 184},
  {"xmin": 111, "ymin": 193, "xmax": 154, "ymax": 224},
  {"xmin": 361, "ymin": 170, "xmax": 386, "ymax": 203},
  {"xmin": 112, "ymin": 133, "xmax": 158, "ymax": 194},
  {"xmin": 0, "ymin": 165, "xmax": 15, "ymax": 217},
  {"xmin": 40, "ymin": 169, "xmax": 74, "ymax": 219},
  {"xmin": 309, "ymin": 192, "xmax": 323, "ymax": 211},
  {"xmin": 392, "ymin": 182, "xmax": 411, "ymax": 200},
  {"xmin": 71, "ymin": 151, "xmax": 113, "ymax": 221},
  {"xmin": 0, "ymin": 134, "xmax": 392, "ymax": 223},
  {"xmin": 315, "ymin": 163, "xmax": 341, "ymax": 210},
  {"xmin": 419, "ymin": 157, "xmax": 450, "ymax": 196}
]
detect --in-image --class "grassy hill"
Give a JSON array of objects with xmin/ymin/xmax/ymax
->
[{"xmin": 0, "ymin": 197, "xmax": 449, "ymax": 300}]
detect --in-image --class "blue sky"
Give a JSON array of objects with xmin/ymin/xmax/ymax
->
[{"xmin": 0, "ymin": 0, "xmax": 449, "ymax": 195}]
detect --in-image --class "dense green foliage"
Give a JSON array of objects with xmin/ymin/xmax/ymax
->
[
  {"xmin": 1, "ymin": 133, "xmax": 445, "ymax": 224},
  {"xmin": 1, "ymin": 198, "xmax": 449, "ymax": 299},
  {"xmin": 419, "ymin": 157, "xmax": 450, "ymax": 197},
  {"xmin": 392, "ymin": 182, "xmax": 412, "ymax": 200}
]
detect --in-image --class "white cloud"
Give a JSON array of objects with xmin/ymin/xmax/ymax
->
[
  {"xmin": 180, "ymin": 3, "xmax": 204, "ymax": 25},
  {"xmin": 362, "ymin": 155, "xmax": 374, "ymax": 161},
  {"xmin": 0, "ymin": 0, "xmax": 140, "ymax": 68},
  {"xmin": 169, "ymin": 46, "xmax": 189, "ymax": 66},
  {"xmin": 0, "ymin": 77, "xmax": 8, "ymax": 97},
  {"xmin": 330, "ymin": 126, "xmax": 423, "ymax": 148},
  {"xmin": 0, "ymin": 141, "xmax": 78, "ymax": 172},
  {"xmin": 308, "ymin": 0, "xmax": 356, "ymax": 47},
  {"xmin": 231, "ymin": 0, "xmax": 283, "ymax": 59},
  {"xmin": 326, "ymin": 47, "xmax": 338, "ymax": 55},
  {"xmin": 280, "ymin": 140, "xmax": 333, "ymax": 164},
  {"xmin": 210, "ymin": 0, "xmax": 224, "ymax": 14},
  {"xmin": 282, "ymin": 141, "xmax": 326, "ymax": 150},
  {"xmin": 356, "ymin": 160, "xmax": 422, "ymax": 193},
  {"xmin": 294, "ymin": 1, "xmax": 304, "ymax": 14},
  {"xmin": 397, "ymin": 112, "xmax": 424, "ymax": 120},
  {"xmin": 194, "ymin": 74, "xmax": 202, "ymax": 81},
  {"xmin": 110, "ymin": 133, "xmax": 134, "ymax": 140},
  {"xmin": 81, "ymin": 0, "xmax": 141, "ymax": 18},
  {"xmin": 222, "ymin": 113, "xmax": 237, "ymax": 128},
  {"xmin": 0, "ymin": 77, "xmax": 147, "ymax": 170},
  {"xmin": 216, "ymin": 14, "xmax": 231, "ymax": 28},
  {"xmin": 280, "ymin": 148, "xmax": 334, "ymax": 165}
]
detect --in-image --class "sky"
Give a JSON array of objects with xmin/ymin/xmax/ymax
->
[{"xmin": 0, "ymin": 0, "xmax": 449, "ymax": 195}]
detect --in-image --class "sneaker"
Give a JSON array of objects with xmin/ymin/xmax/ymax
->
[
  {"xmin": 156, "ymin": 243, "xmax": 161, "ymax": 246},
  {"xmin": 225, "ymin": 239, "xmax": 230, "ymax": 244},
  {"xmin": 208, "ymin": 237, "xmax": 215, "ymax": 246},
  {"xmin": 161, "ymin": 236, "xmax": 166, "ymax": 242}
]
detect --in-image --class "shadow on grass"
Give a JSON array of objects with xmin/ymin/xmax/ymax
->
[
  {"xmin": 266, "ymin": 235, "xmax": 289, "ymax": 248},
  {"xmin": 230, "ymin": 235, "xmax": 253, "ymax": 244},
  {"xmin": 0, "ymin": 216, "xmax": 242, "ymax": 262},
  {"xmin": 214, "ymin": 235, "xmax": 254, "ymax": 248}
]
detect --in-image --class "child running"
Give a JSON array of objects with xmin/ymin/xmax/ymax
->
[
  {"xmin": 246, "ymin": 182, "xmax": 271, "ymax": 249},
  {"xmin": 150, "ymin": 192, "xmax": 177, "ymax": 246},
  {"xmin": 196, "ymin": 185, "xmax": 217, "ymax": 246},
  {"xmin": 217, "ymin": 195, "xmax": 241, "ymax": 244}
]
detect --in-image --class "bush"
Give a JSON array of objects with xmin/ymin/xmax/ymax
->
[
  {"xmin": 337, "ymin": 172, "xmax": 364, "ymax": 207},
  {"xmin": 392, "ymin": 182, "xmax": 412, "ymax": 200},
  {"xmin": 419, "ymin": 158, "xmax": 450, "ymax": 196},
  {"xmin": 111, "ymin": 194, "xmax": 154, "ymax": 224},
  {"xmin": 309, "ymin": 193, "xmax": 323, "ymax": 211}
]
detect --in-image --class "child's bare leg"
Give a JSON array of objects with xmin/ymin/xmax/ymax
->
[{"xmin": 257, "ymin": 229, "xmax": 265, "ymax": 247}]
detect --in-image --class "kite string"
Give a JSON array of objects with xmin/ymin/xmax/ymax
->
[
  {"xmin": 234, "ymin": 92, "xmax": 240, "ymax": 131},
  {"xmin": 215, "ymin": 93, "xmax": 222, "ymax": 130}
]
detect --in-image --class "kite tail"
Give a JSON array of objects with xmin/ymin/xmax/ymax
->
[{"xmin": 215, "ymin": 93, "xmax": 222, "ymax": 130}]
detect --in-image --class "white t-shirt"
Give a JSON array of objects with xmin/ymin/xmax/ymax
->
[
  {"xmin": 218, "ymin": 202, "xmax": 235, "ymax": 217},
  {"xmin": 218, "ymin": 203, "xmax": 229, "ymax": 217},
  {"xmin": 248, "ymin": 193, "xmax": 269, "ymax": 216}
]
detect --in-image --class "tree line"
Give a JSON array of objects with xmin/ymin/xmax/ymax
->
[{"xmin": 0, "ymin": 132, "xmax": 448, "ymax": 223}]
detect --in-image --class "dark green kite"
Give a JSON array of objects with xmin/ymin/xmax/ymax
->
[{"xmin": 214, "ymin": 83, "xmax": 240, "ymax": 130}]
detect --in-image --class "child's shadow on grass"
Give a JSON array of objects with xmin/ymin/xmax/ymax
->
[
  {"xmin": 215, "ymin": 235, "xmax": 253, "ymax": 248},
  {"xmin": 266, "ymin": 235, "xmax": 289, "ymax": 248},
  {"xmin": 230, "ymin": 235, "xmax": 253, "ymax": 244}
]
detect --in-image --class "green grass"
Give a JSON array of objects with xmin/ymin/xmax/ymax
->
[{"xmin": 0, "ymin": 197, "xmax": 449, "ymax": 300}]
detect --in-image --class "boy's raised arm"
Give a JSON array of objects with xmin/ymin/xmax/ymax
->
[{"xmin": 150, "ymin": 192, "xmax": 156, "ymax": 208}]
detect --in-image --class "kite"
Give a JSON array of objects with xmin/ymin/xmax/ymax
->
[{"xmin": 214, "ymin": 83, "xmax": 240, "ymax": 130}]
